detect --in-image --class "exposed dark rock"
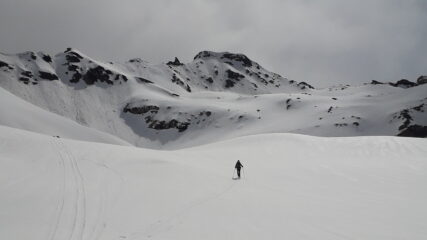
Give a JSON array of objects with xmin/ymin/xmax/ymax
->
[
  {"xmin": 417, "ymin": 76, "xmax": 427, "ymax": 85},
  {"xmin": 353, "ymin": 122, "xmax": 360, "ymax": 126},
  {"xmin": 226, "ymin": 69, "xmax": 245, "ymax": 81},
  {"xmin": 186, "ymin": 84, "xmax": 192, "ymax": 92},
  {"xmin": 221, "ymin": 53, "xmax": 253, "ymax": 67},
  {"xmin": 147, "ymin": 119, "xmax": 190, "ymax": 132},
  {"xmin": 167, "ymin": 57, "xmax": 184, "ymax": 66},
  {"xmin": 70, "ymin": 71, "xmax": 82, "ymax": 83},
  {"xmin": 297, "ymin": 82, "xmax": 314, "ymax": 90},
  {"xmin": 68, "ymin": 64, "xmax": 79, "ymax": 71},
  {"xmin": 370, "ymin": 80, "xmax": 384, "ymax": 85},
  {"xmin": 225, "ymin": 79, "xmax": 235, "ymax": 88},
  {"xmin": 136, "ymin": 77, "xmax": 153, "ymax": 84},
  {"xmin": 28, "ymin": 52, "xmax": 37, "ymax": 60},
  {"xmin": 42, "ymin": 54, "xmax": 52, "ymax": 63},
  {"xmin": 39, "ymin": 71, "xmax": 58, "ymax": 80},
  {"xmin": 413, "ymin": 104, "xmax": 424, "ymax": 112},
  {"xmin": 198, "ymin": 111, "xmax": 212, "ymax": 117},
  {"xmin": 205, "ymin": 77, "xmax": 213, "ymax": 84},
  {"xmin": 396, "ymin": 109, "xmax": 413, "ymax": 130},
  {"xmin": 19, "ymin": 77, "xmax": 30, "ymax": 84},
  {"xmin": 389, "ymin": 79, "xmax": 417, "ymax": 88},
  {"xmin": 193, "ymin": 51, "xmax": 212, "ymax": 60},
  {"xmin": 286, "ymin": 98, "xmax": 292, "ymax": 110},
  {"xmin": 129, "ymin": 58, "xmax": 142, "ymax": 63},
  {"xmin": 0, "ymin": 61, "xmax": 10, "ymax": 68},
  {"xmin": 21, "ymin": 71, "xmax": 33, "ymax": 78},
  {"xmin": 65, "ymin": 51, "xmax": 83, "ymax": 63},
  {"xmin": 398, "ymin": 125, "xmax": 427, "ymax": 138},
  {"xmin": 171, "ymin": 74, "xmax": 191, "ymax": 92},
  {"xmin": 123, "ymin": 104, "xmax": 160, "ymax": 115},
  {"xmin": 83, "ymin": 66, "xmax": 113, "ymax": 85}
]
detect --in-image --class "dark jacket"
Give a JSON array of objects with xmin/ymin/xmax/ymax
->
[{"xmin": 235, "ymin": 161, "xmax": 243, "ymax": 170}]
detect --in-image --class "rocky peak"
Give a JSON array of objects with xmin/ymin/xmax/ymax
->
[{"xmin": 194, "ymin": 51, "xmax": 254, "ymax": 67}]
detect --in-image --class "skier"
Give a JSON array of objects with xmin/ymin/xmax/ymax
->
[{"xmin": 235, "ymin": 160, "xmax": 244, "ymax": 178}]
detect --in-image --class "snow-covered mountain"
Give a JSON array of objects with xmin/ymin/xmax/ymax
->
[
  {"xmin": 1, "ymin": 49, "xmax": 426, "ymax": 240},
  {"xmin": 0, "ymin": 48, "xmax": 426, "ymax": 148}
]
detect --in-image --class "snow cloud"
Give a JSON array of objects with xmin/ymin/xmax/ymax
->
[{"xmin": 1, "ymin": 0, "xmax": 426, "ymax": 86}]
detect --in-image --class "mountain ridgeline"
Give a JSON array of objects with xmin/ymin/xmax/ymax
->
[{"xmin": 0, "ymin": 48, "xmax": 426, "ymax": 149}]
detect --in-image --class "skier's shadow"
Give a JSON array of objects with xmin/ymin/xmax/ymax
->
[{"xmin": 232, "ymin": 177, "xmax": 240, "ymax": 180}]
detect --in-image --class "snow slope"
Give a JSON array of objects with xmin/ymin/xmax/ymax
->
[
  {"xmin": 1, "ymin": 49, "xmax": 426, "ymax": 149},
  {"xmin": 1, "ymin": 125, "xmax": 426, "ymax": 240},
  {"xmin": 0, "ymin": 86, "xmax": 129, "ymax": 145}
]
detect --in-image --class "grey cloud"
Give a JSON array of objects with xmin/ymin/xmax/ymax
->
[{"xmin": 0, "ymin": 0, "xmax": 426, "ymax": 87}]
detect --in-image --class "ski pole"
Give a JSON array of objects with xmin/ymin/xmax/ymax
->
[{"xmin": 232, "ymin": 168, "xmax": 236, "ymax": 179}]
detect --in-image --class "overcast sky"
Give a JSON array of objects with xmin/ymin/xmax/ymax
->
[{"xmin": 1, "ymin": 0, "xmax": 426, "ymax": 87}]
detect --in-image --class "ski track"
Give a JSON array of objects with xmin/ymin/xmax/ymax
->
[
  {"xmin": 133, "ymin": 181, "xmax": 238, "ymax": 239},
  {"xmin": 47, "ymin": 139, "xmax": 88, "ymax": 240},
  {"xmin": 47, "ymin": 138, "xmax": 124, "ymax": 240},
  {"xmin": 48, "ymin": 140, "xmax": 66, "ymax": 240}
]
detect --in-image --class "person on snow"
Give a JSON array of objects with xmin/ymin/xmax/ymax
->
[{"xmin": 235, "ymin": 160, "xmax": 244, "ymax": 178}]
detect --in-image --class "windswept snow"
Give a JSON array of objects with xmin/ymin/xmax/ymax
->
[{"xmin": 0, "ymin": 126, "xmax": 426, "ymax": 240}]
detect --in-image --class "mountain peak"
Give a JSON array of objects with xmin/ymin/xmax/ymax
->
[{"xmin": 194, "ymin": 51, "xmax": 254, "ymax": 67}]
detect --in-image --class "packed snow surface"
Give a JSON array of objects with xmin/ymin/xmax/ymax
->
[{"xmin": 1, "ymin": 126, "xmax": 426, "ymax": 240}]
